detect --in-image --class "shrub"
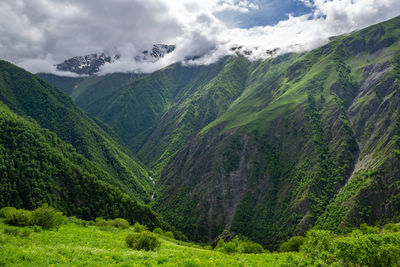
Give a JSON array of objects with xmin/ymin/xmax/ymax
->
[
  {"xmin": 126, "ymin": 232, "xmax": 161, "ymax": 251},
  {"xmin": 301, "ymin": 230, "xmax": 335, "ymax": 263},
  {"xmin": 215, "ymin": 236, "xmax": 241, "ymax": 254},
  {"xmin": 280, "ymin": 236, "xmax": 305, "ymax": 252},
  {"xmin": 31, "ymin": 205, "xmax": 66, "ymax": 229},
  {"xmin": 383, "ymin": 223, "xmax": 400, "ymax": 233},
  {"xmin": 109, "ymin": 218, "xmax": 130, "ymax": 229},
  {"xmin": 4, "ymin": 209, "xmax": 32, "ymax": 226},
  {"xmin": 132, "ymin": 222, "xmax": 147, "ymax": 233},
  {"xmin": 153, "ymin": 227, "xmax": 163, "ymax": 235},
  {"xmin": 0, "ymin": 207, "xmax": 16, "ymax": 218},
  {"xmin": 359, "ymin": 223, "xmax": 379, "ymax": 234},
  {"xmin": 68, "ymin": 216, "xmax": 89, "ymax": 227},
  {"xmin": 332, "ymin": 231, "xmax": 400, "ymax": 267},
  {"xmin": 378, "ymin": 244, "xmax": 400, "ymax": 267},
  {"xmin": 95, "ymin": 218, "xmax": 108, "ymax": 227},
  {"xmin": 165, "ymin": 231, "xmax": 174, "ymax": 239},
  {"xmin": 238, "ymin": 241, "xmax": 264, "ymax": 254}
]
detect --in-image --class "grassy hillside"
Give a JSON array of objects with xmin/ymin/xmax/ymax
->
[
  {"xmin": 0, "ymin": 61, "xmax": 152, "ymax": 201},
  {"xmin": 0, "ymin": 220, "xmax": 297, "ymax": 266},
  {"xmin": 0, "ymin": 104, "xmax": 162, "ymax": 228},
  {"xmin": 1, "ymin": 216, "xmax": 399, "ymax": 266}
]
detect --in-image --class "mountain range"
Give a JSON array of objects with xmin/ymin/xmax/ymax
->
[
  {"xmin": 55, "ymin": 44, "xmax": 176, "ymax": 75},
  {"xmin": 2, "ymin": 16, "xmax": 400, "ymax": 250}
]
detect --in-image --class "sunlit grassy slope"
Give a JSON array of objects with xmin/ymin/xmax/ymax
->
[{"xmin": 0, "ymin": 221, "xmax": 298, "ymax": 266}]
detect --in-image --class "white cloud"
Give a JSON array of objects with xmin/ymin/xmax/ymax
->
[{"xmin": 0, "ymin": 0, "xmax": 399, "ymax": 75}]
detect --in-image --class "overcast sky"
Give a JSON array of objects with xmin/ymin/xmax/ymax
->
[{"xmin": 0, "ymin": 0, "xmax": 399, "ymax": 75}]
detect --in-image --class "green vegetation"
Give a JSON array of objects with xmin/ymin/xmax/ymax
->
[
  {"xmin": 3, "ymin": 15, "xmax": 400, "ymax": 265},
  {"xmin": 280, "ymin": 236, "xmax": 305, "ymax": 252},
  {"xmin": 126, "ymin": 232, "xmax": 161, "ymax": 251},
  {"xmin": 0, "ymin": 218, "xmax": 300, "ymax": 266},
  {"xmin": 0, "ymin": 103, "xmax": 164, "ymax": 229},
  {"xmin": 152, "ymin": 15, "xmax": 400, "ymax": 248},
  {"xmin": 215, "ymin": 237, "xmax": 265, "ymax": 254},
  {"xmin": 0, "ymin": 60, "xmax": 152, "ymax": 202},
  {"xmin": 95, "ymin": 218, "xmax": 130, "ymax": 229},
  {"xmin": 1, "ymin": 205, "xmax": 65, "ymax": 229},
  {"xmin": 1, "ymin": 214, "xmax": 400, "ymax": 265}
]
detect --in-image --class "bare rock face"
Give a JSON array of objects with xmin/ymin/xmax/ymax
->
[
  {"xmin": 56, "ymin": 53, "xmax": 117, "ymax": 75},
  {"xmin": 56, "ymin": 44, "xmax": 176, "ymax": 75}
]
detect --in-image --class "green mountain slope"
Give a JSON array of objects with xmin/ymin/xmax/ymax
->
[
  {"xmin": 153, "ymin": 16, "xmax": 400, "ymax": 248},
  {"xmin": 39, "ymin": 16, "xmax": 400, "ymax": 250},
  {"xmin": 0, "ymin": 103, "xmax": 162, "ymax": 228},
  {"xmin": 0, "ymin": 61, "xmax": 152, "ymax": 201}
]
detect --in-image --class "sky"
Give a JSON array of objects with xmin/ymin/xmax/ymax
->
[{"xmin": 0, "ymin": 0, "xmax": 399, "ymax": 75}]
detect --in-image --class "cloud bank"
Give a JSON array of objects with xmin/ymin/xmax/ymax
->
[{"xmin": 0, "ymin": 0, "xmax": 399, "ymax": 75}]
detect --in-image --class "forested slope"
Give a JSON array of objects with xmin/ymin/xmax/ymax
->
[
  {"xmin": 0, "ymin": 103, "xmax": 163, "ymax": 229},
  {"xmin": 0, "ymin": 61, "xmax": 152, "ymax": 201}
]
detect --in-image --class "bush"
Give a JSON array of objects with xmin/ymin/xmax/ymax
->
[
  {"xmin": 280, "ymin": 236, "xmax": 305, "ymax": 252},
  {"xmin": 31, "ymin": 205, "xmax": 66, "ymax": 229},
  {"xmin": 383, "ymin": 223, "xmax": 400, "ymax": 233},
  {"xmin": 165, "ymin": 231, "xmax": 174, "ymax": 239},
  {"xmin": 109, "ymin": 218, "xmax": 130, "ymax": 229},
  {"xmin": 359, "ymin": 223, "xmax": 379, "ymax": 234},
  {"xmin": 238, "ymin": 241, "xmax": 264, "ymax": 254},
  {"xmin": 153, "ymin": 227, "xmax": 163, "ymax": 235},
  {"xmin": 4, "ymin": 209, "xmax": 32, "ymax": 226},
  {"xmin": 95, "ymin": 218, "xmax": 108, "ymax": 227},
  {"xmin": 215, "ymin": 236, "xmax": 264, "ymax": 254},
  {"xmin": 126, "ymin": 232, "xmax": 161, "ymax": 251},
  {"xmin": 332, "ymin": 231, "xmax": 400, "ymax": 267},
  {"xmin": 301, "ymin": 230, "xmax": 335, "ymax": 263},
  {"xmin": 0, "ymin": 207, "xmax": 16, "ymax": 218},
  {"xmin": 132, "ymin": 222, "xmax": 147, "ymax": 233},
  {"xmin": 94, "ymin": 218, "xmax": 129, "ymax": 229}
]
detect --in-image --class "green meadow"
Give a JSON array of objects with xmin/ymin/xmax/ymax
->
[{"xmin": 0, "ymin": 220, "xmax": 299, "ymax": 266}]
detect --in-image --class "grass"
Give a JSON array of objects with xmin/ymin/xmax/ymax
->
[{"xmin": 0, "ymin": 220, "xmax": 300, "ymax": 266}]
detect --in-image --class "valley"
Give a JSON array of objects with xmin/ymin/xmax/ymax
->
[
  {"xmin": 37, "ymin": 16, "xmax": 400, "ymax": 249},
  {"xmin": 0, "ymin": 10, "xmax": 399, "ymax": 265}
]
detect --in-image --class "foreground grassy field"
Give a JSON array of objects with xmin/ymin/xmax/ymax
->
[{"xmin": 0, "ymin": 220, "xmax": 299, "ymax": 266}]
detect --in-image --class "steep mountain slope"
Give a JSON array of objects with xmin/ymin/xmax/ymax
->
[
  {"xmin": 39, "ymin": 16, "xmax": 400, "ymax": 250},
  {"xmin": 0, "ymin": 103, "xmax": 163, "ymax": 229},
  {"xmin": 74, "ymin": 57, "xmax": 242, "ymax": 163},
  {"xmin": 153, "ymin": 16, "xmax": 400, "ymax": 248},
  {"xmin": 0, "ymin": 61, "xmax": 152, "ymax": 201},
  {"xmin": 37, "ymin": 72, "xmax": 144, "ymax": 103}
]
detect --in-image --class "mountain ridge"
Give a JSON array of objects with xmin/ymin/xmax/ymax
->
[
  {"xmin": 56, "ymin": 44, "xmax": 176, "ymax": 75},
  {"xmin": 36, "ymin": 16, "xmax": 400, "ymax": 249}
]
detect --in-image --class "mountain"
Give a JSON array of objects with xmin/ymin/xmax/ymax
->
[
  {"xmin": 154, "ymin": 16, "xmax": 400, "ymax": 248},
  {"xmin": 56, "ymin": 53, "xmax": 117, "ymax": 75},
  {"xmin": 135, "ymin": 44, "xmax": 176, "ymax": 62},
  {"xmin": 0, "ymin": 102, "xmax": 163, "ymax": 229},
  {"xmin": 0, "ymin": 60, "xmax": 152, "ymax": 202},
  {"xmin": 55, "ymin": 44, "xmax": 176, "ymax": 75},
  {"xmin": 39, "ymin": 16, "xmax": 400, "ymax": 249}
]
